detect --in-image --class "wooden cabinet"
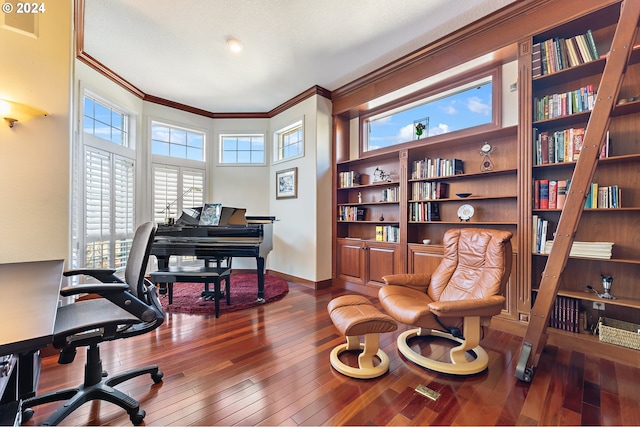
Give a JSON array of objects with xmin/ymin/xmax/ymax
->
[
  {"xmin": 521, "ymin": 1, "xmax": 640, "ymax": 355},
  {"xmin": 336, "ymin": 238, "xmax": 402, "ymax": 292}
]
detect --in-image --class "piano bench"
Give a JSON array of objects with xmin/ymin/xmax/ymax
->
[{"xmin": 150, "ymin": 266, "xmax": 232, "ymax": 318}]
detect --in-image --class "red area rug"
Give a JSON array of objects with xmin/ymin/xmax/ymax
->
[{"xmin": 160, "ymin": 273, "xmax": 289, "ymax": 315}]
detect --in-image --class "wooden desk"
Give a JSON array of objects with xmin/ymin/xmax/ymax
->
[
  {"xmin": 0, "ymin": 259, "xmax": 64, "ymax": 422},
  {"xmin": 0, "ymin": 260, "xmax": 65, "ymax": 356}
]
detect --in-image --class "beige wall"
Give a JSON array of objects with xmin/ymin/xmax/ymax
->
[{"xmin": 0, "ymin": 1, "xmax": 72, "ymax": 263}]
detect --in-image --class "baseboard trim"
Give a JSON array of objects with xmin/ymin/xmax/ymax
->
[{"xmin": 232, "ymin": 269, "xmax": 332, "ymax": 290}]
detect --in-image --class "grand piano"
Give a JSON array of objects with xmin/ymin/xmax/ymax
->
[{"xmin": 151, "ymin": 215, "xmax": 275, "ymax": 302}]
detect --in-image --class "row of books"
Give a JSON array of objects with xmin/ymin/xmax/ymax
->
[
  {"xmin": 534, "ymin": 179, "xmax": 621, "ymax": 210},
  {"xmin": 534, "ymin": 179, "xmax": 569, "ymax": 210},
  {"xmin": 534, "ymin": 84, "xmax": 596, "ymax": 121},
  {"xmin": 532, "ymin": 293, "xmax": 584, "ymax": 333},
  {"xmin": 532, "ymin": 29, "xmax": 599, "ymax": 77},
  {"xmin": 408, "ymin": 202, "xmax": 441, "ymax": 222},
  {"xmin": 543, "ymin": 240, "xmax": 614, "ymax": 259},
  {"xmin": 533, "ymin": 128, "xmax": 610, "ymax": 165},
  {"xmin": 410, "ymin": 181, "xmax": 448, "ymax": 201},
  {"xmin": 411, "ymin": 158, "xmax": 463, "ymax": 179},
  {"xmin": 380, "ymin": 187, "xmax": 399, "ymax": 202},
  {"xmin": 584, "ymin": 183, "xmax": 621, "ymax": 209},
  {"xmin": 338, "ymin": 206, "xmax": 365, "ymax": 221},
  {"xmin": 375, "ymin": 225, "xmax": 400, "ymax": 242},
  {"xmin": 338, "ymin": 171, "xmax": 360, "ymax": 188}
]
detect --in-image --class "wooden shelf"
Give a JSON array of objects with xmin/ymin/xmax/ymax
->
[
  {"xmin": 337, "ymin": 180, "xmax": 400, "ymax": 190},
  {"xmin": 408, "ymin": 168, "xmax": 516, "ymax": 183},
  {"xmin": 338, "ymin": 220, "xmax": 400, "ymax": 224},
  {"xmin": 533, "ymin": 253, "xmax": 640, "ymax": 265},
  {"xmin": 532, "ymin": 287, "xmax": 640, "ymax": 310},
  {"xmin": 337, "ymin": 201, "xmax": 398, "ymax": 206},
  {"xmin": 409, "ymin": 221, "xmax": 518, "ymax": 225},
  {"xmin": 410, "ymin": 195, "xmax": 516, "ymax": 203}
]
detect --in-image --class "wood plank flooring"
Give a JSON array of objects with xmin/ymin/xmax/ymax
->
[{"xmin": 23, "ymin": 281, "xmax": 640, "ymax": 426}]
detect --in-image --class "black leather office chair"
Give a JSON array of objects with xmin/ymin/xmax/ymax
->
[{"xmin": 22, "ymin": 222, "xmax": 165, "ymax": 426}]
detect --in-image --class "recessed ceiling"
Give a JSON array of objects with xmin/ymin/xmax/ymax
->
[{"xmin": 83, "ymin": 0, "xmax": 516, "ymax": 113}]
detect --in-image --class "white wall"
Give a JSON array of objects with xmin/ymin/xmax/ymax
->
[
  {"xmin": 0, "ymin": 1, "xmax": 72, "ymax": 263},
  {"xmin": 268, "ymin": 95, "xmax": 333, "ymax": 282}
]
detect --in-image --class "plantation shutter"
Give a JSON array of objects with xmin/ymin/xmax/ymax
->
[
  {"xmin": 153, "ymin": 165, "xmax": 204, "ymax": 224},
  {"xmin": 84, "ymin": 147, "xmax": 135, "ymax": 269},
  {"xmin": 114, "ymin": 157, "xmax": 135, "ymax": 269}
]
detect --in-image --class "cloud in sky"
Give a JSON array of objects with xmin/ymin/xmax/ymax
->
[
  {"xmin": 439, "ymin": 102, "xmax": 457, "ymax": 115},
  {"xmin": 466, "ymin": 96, "xmax": 491, "ymax": 115}
]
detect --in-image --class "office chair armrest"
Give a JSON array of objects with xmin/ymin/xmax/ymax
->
[
  {"xmin": 382, "ymin": 273, "xmax": 431, "ymax": 293},
  {"xmin": 63, "ymin": 268, "xmax": 123, "ymax": 283},
  {"xmin": 61, "ymin": 283, "xmax": 160, "ymax": 323},
  {"xmin": 428, "ymin": 296, "xmax": 505, "ymax": 318},
  {"xmin": 60, "ymin": 283, "xmax": 130, "ymax": 297}
]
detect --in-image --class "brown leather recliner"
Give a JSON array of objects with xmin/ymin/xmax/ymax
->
[{"xmin": 379, "ymin": 228, "xmax": 512, "ymax": 375}]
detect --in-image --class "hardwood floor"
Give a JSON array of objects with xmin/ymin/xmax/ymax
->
[{"xmin": 24, "ymin": 281, "xmax": 640, "ymax": 426}]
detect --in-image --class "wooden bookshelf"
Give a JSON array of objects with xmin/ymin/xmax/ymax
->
[{"xmin": 522, "ymin": 0, "xmax": 640, "ymax": 362}]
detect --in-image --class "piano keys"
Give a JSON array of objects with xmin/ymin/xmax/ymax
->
[{"xmin": 151, "ymin": 216, "xmax": 275, "ymax": 302}]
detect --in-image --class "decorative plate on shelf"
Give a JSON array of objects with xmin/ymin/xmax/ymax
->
[{"xmin": 457, "ymin": 204, "xmax": 474, "ymax": 222}]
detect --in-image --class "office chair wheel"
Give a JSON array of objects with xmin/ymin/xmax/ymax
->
[
  {"xmin": 151, "ymin": 370, "xmax": 164, "ymax": 383},
  {"xmin": 130, "ymin": 409, "xmax": 146, "ymax": 425},
  {"xmin": 22, "ymin": 408, "xmax": 34, "ymax": 423}
]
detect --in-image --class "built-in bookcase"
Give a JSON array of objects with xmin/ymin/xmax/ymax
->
[{"xmin": 524, "ymin": 1, "xmax": 640, "ymax": 354}]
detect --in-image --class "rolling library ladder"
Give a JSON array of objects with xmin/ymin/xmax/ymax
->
[{"xmin": 515, "ymin": 0, "xmax": 640, "ymax": 382}]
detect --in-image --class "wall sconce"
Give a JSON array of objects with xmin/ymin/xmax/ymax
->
[{"xmin": 0, "ymin": 98, "xmax": 47, "ymax": 128}]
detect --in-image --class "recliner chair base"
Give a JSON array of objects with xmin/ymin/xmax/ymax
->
[{"xmin": 398, "ymin": 317, "xmax": 489, "ymax": 375}]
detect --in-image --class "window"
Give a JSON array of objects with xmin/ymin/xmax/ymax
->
[
  {"xmin": 83, "ymin": 95, "xmax": 128, "ymax": 146},
  {"xmin": 72, "ymin": 93, "xmax": 137, "ymax": 274},
  {"xmin": 364, "ymin": 74, "xmax": 496, "ymax": 152},
  {"xmin": 219, "ymin": 134, "xmax": 265, "ymax": 164},
  {"xmin": 151, "ymin": 122, "xmax": 204, "ymax": 161},
  {"xmin": 153, "ymin": 165, "xmax": 204, "ymax": 224},
  {"xmin": 274, "ymin": 120, "xmax": 304, "ymax": 162}
]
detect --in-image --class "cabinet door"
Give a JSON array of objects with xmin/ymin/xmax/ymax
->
[
  {"xmin": 336, "ymin": 240, "xmax": 365, "ymax": 285},
  {"xmin": 409, "ymin": 244, "xmax": 443, "ymax": 274},
  {"xmin": 366, "ymin": 243, "xmax": 402, "ymax": 286}
]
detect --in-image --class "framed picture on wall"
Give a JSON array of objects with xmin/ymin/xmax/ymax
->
[{"xmin": 276, "ymin": 167, "xmax": 297, "ymax": 199}]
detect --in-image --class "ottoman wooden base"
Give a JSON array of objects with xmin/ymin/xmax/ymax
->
[{"xmin": 328, "ymin": 295, "xmax": 397, "ymax": 379}]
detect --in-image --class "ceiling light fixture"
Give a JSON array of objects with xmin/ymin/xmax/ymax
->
[
  {"xmin": 226, "ymin": 37, "xmax": 243, "ymax": 53},
  {"xmin": 0, "ymin": 98, "xmax": 48, "ymax": 128}
]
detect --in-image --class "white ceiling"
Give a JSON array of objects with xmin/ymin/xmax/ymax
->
[{"xmin": 83, "ymin": 0, "xmax": 516, "ymax": 113}]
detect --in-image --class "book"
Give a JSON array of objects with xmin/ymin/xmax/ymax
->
[
  {"xmin": 556, "ymin": 180, "xmax": 567, "ymax": 209},
  {"xmin": 585, "ymin": 29, "xmax": 599, "ymax": 61},
  {"xmin": 532, "ymin": 42, "xmax": 542, "ymax": 78},
  {"xmin": 549, "ymin": 180, "xmax": 557, "ymax": 209},
  {"xmin": 375, "ymin": 226, "xmax": 383, "ymax": 242},
  {"xmin": 540, "ymin": 132, "xmax": 549, "ymax": 164},
  {"xmin": 532, "ymin": 214, "xmax": 539, "ymax": 252},
  {"xmin": 572, "ymin": 128, "xmax": 585, "ymax": 161},
  {"xmin": 539, "ymin": 179, "xmax": 549, "ymax": 209},
  {"xmin": 199, "ymin": 203, "xmax": 222, "ymax": 225}
]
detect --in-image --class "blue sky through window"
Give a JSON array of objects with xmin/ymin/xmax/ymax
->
[{"xmin": 366, "ymin": 81, "xmax": 492, "ymax": 151}]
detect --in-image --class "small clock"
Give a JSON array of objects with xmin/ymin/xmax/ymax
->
[
  {"xmin": 457, "ymin": 204, "xmax": 475, "ymax": 222},
  {"xmin": 479, "ymin": 142, "xmax": 495, "ymax": 172}
]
